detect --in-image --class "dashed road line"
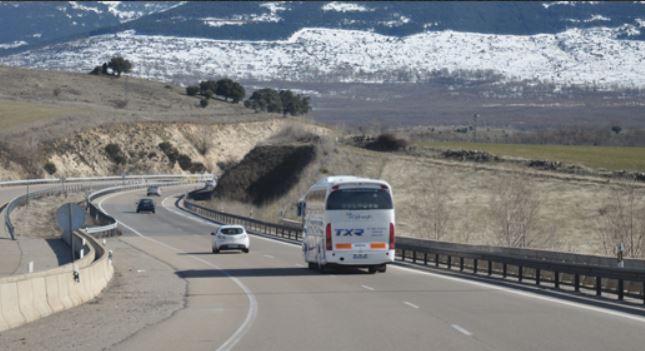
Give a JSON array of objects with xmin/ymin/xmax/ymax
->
[
  {"xmin": 361, "ymin": 285, "xmax": 375, "ymax": 291},
  {"xmin": 98, "ymin": 189, "xmax": 258, "ymax": 351},
  {"xmin": 451, "ymin": 324, "xmax": 473, "ymax": 336},
  {"xmin": 403, "ymin": 301, "xmax": 420, "ymax": 309},
  {"xmin": 263, "ymin": 254, "xmax": 275, "ymax": 259}
]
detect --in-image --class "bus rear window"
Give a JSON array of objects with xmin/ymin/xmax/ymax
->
[{"xmin": 326, "ymin": 188, "xmax": 393, "ymax": 210}]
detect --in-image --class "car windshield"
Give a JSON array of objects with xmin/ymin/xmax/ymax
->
[
  {"xmin": 140, "ymin": 199, "xmax": 153, "ymax": 205},
  {"xmin": 220, "ymin": 228, "xmax": 243, "ymax": 235},
  {"xmin": 326, "ymin": 188, "xmax": 393, "ymax": 210}
]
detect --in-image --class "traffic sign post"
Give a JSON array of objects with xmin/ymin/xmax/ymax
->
[{"xmin": 56, "ymin": 203, "xmax": 85, "ymax": 282}]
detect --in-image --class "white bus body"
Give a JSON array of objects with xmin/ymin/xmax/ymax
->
[{"xmin": 298, "ymin": 176, "xmax": 395, "ymax": 273}]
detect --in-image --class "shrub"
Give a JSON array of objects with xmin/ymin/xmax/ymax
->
[
  {"xmin": 159, "ymin": 141, "xmax": 179, "ymax": 165},
  {"xmin": 244, "ymin": 88, "xmax": 283, "ymax": 113},
  {"xmin": 43, "ymin": 161, "xmax": 57, "ymax": 175},
  {"xmin": 216, "ymin": 160, "xmax": 237, "ymax": 172},
  {"xmin": 53, "ymin": 88, "xmax": 61, "ymax": 97},
  {"xmin": 112, "ymin": 99, "xmax": 128, "ymax": 109},
  {"xmin": 189, "ymin": 162, "xmax": 207, "ymax": 173},
  {"xmin": 365, "ymin": 133, "xmax": 408, "ymax": 152},
  {"xmin": 107, "ymin": 56, "xmax": 133, "ymax": 77},
  {"xmin": 186, "ymin": 85, "xmax": 199, "ymax": 96},
  {"xmin": 200, "ymin": 98, "xmax": 209, "ymax": 108},
  {"xmin": 177, "ymin": 154, "xmax": 193, "ymax": 171},
  {"xmin": 104, "ymin": 143, "xmax": 127, "ymax": 164}
]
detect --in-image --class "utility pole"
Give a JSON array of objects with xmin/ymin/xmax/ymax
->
[{"xmin": 472, "ymin": 113, "xmax": 479, "ymax": 143}]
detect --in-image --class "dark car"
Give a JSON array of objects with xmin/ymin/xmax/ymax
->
[{"xmin": 136, "ymin": 198, "xmax": 156, "ymax": 214}]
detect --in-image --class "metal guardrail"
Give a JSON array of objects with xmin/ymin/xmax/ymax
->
[
  {"xmin": 0, "ymin": 174, "xmax": 212, "ymax": 187},
  {"xmin": 182, "ymin": 199, "xmax": 645, "ymax": 305},
  {"xmin": 184, "ymin": 200, "xmax": 303, "ymax": 241},
  {"xmin": 5, "ymin": 174, "xmax": 211, "ymax": 240}
]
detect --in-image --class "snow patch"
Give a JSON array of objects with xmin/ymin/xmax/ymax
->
[
  {"xmin": 0, "ymin": 41, "xmax": 27, "ymax": 49},
  {"xmin": 322, "ymin": 2, "xmax": 371, "ymax": 13},
  {"xmin": 2, "ymin": 27, "xmax": 644, "ymax": 89},
  {"xmin": 68, "ymin": 1, "xmax": 102, "ymax": 14}
]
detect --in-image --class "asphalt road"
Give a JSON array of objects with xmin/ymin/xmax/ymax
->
[{"xmin": 92, "ymin": 185, "xmax": 645, "ymax": 351}]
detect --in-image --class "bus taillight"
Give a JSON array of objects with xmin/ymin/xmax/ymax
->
[
  {"xmin": 326, "ymin": 223, "xmax": 332, "ymax": 251},
  {"xmin": 389, "ymin": 223, "xmax": 395, "ymax": 250}
]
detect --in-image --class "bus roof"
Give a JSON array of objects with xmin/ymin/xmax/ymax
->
[{"xmin": 312, "ymin": 176, "xmax": 390, "ymax": 190}]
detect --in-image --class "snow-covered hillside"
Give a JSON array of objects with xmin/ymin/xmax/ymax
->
[{"xmin": 2, "ymin": 26, "xmax": 644, "ymax": 88}]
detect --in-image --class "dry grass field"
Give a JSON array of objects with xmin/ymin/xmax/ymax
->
[{"xmin": 207, "ymin": 135, "xmax": 645, "ymax": 258}]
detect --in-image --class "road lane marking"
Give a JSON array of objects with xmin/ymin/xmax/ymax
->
[
  {"xmin": 390, "ymin": 265, "xmax": 645, "ymax": 324},
  {"xmin": 98, "ymin": 190, "xmax": 258, "ymax": 351},
  {"xmin": 451, "ymin": 324, "xmax": 472, "ymax": 336},
  {"xmin": 361, "ymin": 285, "xmax": 375, "ymax": 291},
  {"xmin": 295, "ymin": 263, "xmax": 304, "ymax": 267},
  {"xmin": 163, "ymin": 189, "xmax": 645, "ymax": 325},
  {"xmin": 263, "ymin": 254, "xmax": 275, "ymax": 259},
  {"xmin": 403, "ymin": 301, "xmax": 420, "ymax": 309}
]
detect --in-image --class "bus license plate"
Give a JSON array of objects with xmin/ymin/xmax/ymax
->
[{"xmin": 353, "ymin": 254, "xmax": 368, "ymax": 259}]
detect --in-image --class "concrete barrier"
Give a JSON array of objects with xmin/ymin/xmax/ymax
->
[{"xmin": 0, "ymin": 230, "xmax": 113, "ymax": 332}]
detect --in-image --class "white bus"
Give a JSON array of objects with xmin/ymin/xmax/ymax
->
[{"xmin": 297, "ymin": 176, "xmax": 395, "ymax": 273}]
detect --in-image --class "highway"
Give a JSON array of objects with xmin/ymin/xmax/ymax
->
[{"xmin": 93, "ymin": 185, "xmax": 645, "ymax": 351}]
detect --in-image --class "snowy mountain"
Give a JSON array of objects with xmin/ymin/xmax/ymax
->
[{"xmin": 2, "ymin": 1, "xmax": 645, "ymax": 89}]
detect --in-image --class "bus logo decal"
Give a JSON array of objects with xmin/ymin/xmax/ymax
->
[{"xmin": 335, "ymin": 229, "xmax": 364, "ymax": 236}]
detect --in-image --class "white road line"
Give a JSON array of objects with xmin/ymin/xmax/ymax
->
[
  {"xmin": 162, "ymin": 189, "xmax": 645, "ymax": 325},
  {"xmin": 98, "ymin": 190, "xmax": 258, "ymax": 351},
  {"xmin": 295, "ymin": 263, "xmax": 305, "ymax": 267},
  {"xmin": 451, "ymin": 324, "xmax": 473, "ymax": 336},
  {"xmin": 263, "ymin": 254, "xmax": 275, "ymax": 259},
  {"xmin": 361, "ymin": 285, "xmax": 375, "ymax": 291},
  {"xmin": 403, "ymin": 301, "xmax": 420, "ymax": 309}
]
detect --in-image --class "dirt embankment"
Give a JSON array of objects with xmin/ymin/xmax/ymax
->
[{"xmin": 0, "ymin": 119, "xmax": 300, "ymax": 179}]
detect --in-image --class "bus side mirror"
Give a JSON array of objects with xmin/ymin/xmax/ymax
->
[{"xmin": 296, "ymin": 201, "xmax": 305, "ymax": 217}]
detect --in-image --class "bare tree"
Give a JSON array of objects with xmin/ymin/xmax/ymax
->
[
  {"xmin": 597, "ymin": 182, "xmax": 645, "ymax": 258},
  {"xmin": 421, "ymin": 177, "xmax": 452, "ymax": 241},
  {"xmin": 489, "ymin": 175, "xmax": 540, "ymax": 248}
]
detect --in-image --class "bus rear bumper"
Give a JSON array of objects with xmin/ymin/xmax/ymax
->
[{"xmin": 325, "ymin": 249, "xmax": 395, "ymax": 266}]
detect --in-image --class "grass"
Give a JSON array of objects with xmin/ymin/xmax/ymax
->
[
  {"xmin": 416, "ymin": 140, "xmax": 645, "ymax": 172},
  {"xmin": 0, "ymin": 100, "xmax": 79, "ymax": 129}
]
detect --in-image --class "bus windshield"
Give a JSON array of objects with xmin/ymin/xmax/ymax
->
[{"xmin": 326, "ymin": 188, "xmax": 393, "ymax": 210}]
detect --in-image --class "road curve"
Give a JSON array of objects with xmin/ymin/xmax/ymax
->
[{"xmin": 99, "ymin": 185, "xmax": 645, "ymax": 351}]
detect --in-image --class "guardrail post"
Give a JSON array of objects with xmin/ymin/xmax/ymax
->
[
  {"xmin": 535, "ymin": 269, "xmax": 540, "ymax": 286},
  {"xmin": 642, "ymin": 281, "xmax": 645, "ymax": 305},
  {"xmin": 423, "ymin": 252, "xmax": 428, "ymax": 265},
  {"xmin": 435, "ymin": 254, "xmax": 440, "ymax": 267},
  {"xmin": 502, "ymin": 263, "xmax": 507, "ymax": 278},
  {"xmin": 574, "ymin": 274, "xmax": 580, "ymax": 292},
  {"xmin": 401, "ymin": 249, "xmax": 405, "ymax": 262},
  {"xmin": 447, "ymin": 256, "xmax": 451, "ymax": 269},
  {"xmin": 554, "ymin": 271, "xmax": 560, "ymax": 288},
  {"xmin": 617, "ymin": 279, "xmax": 624, "ymax": 301},
  {"xmin": 518, "ymin": 266, "xmax": 523, "ymax": 282},
  {"xmin": 596, "ymin": 277, "xmax": 602, "ymax": 297},
  {"xmin": 487, "ymin": 260, "xmax": 492, "ymax": 276},
  {"xmin": 459, "ymin": 257, "xmax": 464, "ymax": 272},
  {"xmin": 473, "ymin": 259, "xmax": 478, "ymax": 274},
  {"xmin": 412, "ymin": 251, "xmax": 417, "ymax": 264}
]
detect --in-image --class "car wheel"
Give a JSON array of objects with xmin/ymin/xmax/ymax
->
[
  {"xmin": 212, "ymin": 248, "xmax": 219, "ymax": 254},
  {"xmin": 368, "ymin": 266, "xmax": 377, "ymax": 274},
  {"xmin": 377, "ymin": 264, "xmax": 387, "ymax": 273},
  {"xmin": 243, "ymin": 248, "xmax": 249, "ymax": 253},
  {"xmin": 307, "ymin": 262, "xmax": 316, "ymax": 270}
]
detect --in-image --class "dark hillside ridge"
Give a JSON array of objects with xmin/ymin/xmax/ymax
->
[{"xmin": 212, "ymin": 144, "xmax": 317, "ymax": 206}]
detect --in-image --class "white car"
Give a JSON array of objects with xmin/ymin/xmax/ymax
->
[
  {"xmin": 211, "ymin": 225, "xmax": 250, "ymax": 253},
  {"xmin": 147, "ymin": 185, "xmax": 162, "ymax": 196}
]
